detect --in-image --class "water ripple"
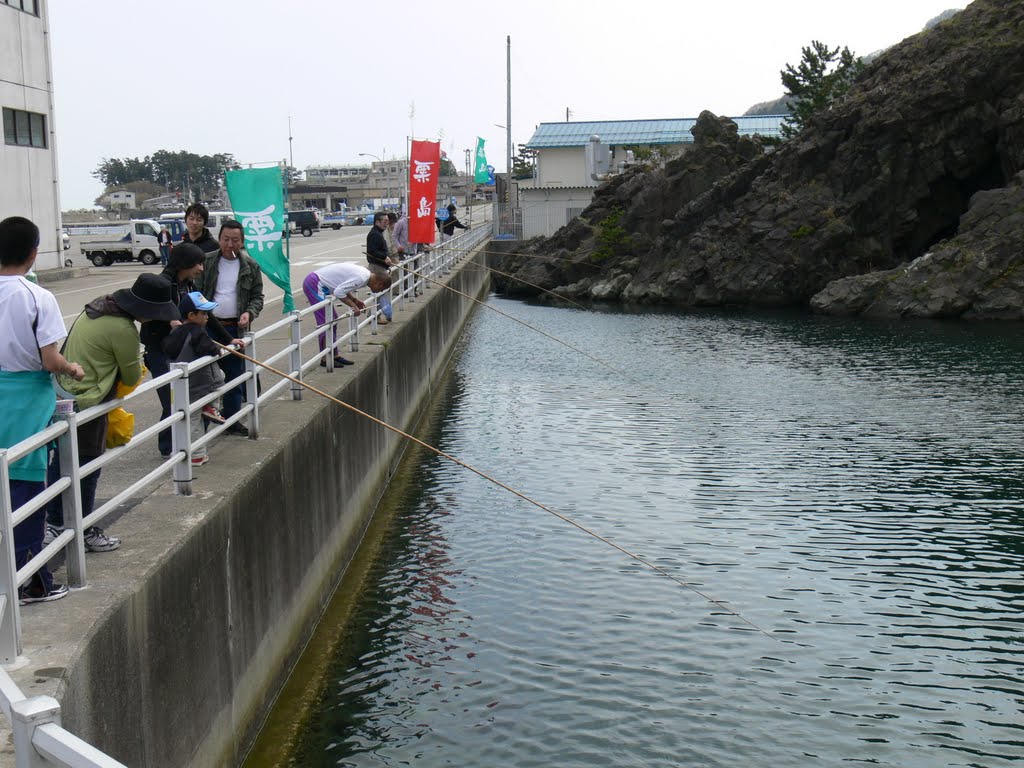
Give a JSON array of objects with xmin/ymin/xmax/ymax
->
[{"xmin": 284, "ymin": 304, "xmax": 1024, "ymax": 768}]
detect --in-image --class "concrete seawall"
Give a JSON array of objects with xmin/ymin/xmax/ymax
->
[{"xmin": 7, "ymin": 251, "xmax": 491, "ymax": 767}]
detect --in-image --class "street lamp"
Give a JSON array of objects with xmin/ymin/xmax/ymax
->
[{"xmin": 359, "ymin": 152, "xmax": 387, "ymax": 209}]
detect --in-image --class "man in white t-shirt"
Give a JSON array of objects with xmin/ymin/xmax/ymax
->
[
  {"xmin": 301, "ymin": 262, "xmax": 392, "ymax": 367},
  {"xmin": 0, "ymin": 216, "xmax": 84, "ymax": 605}
]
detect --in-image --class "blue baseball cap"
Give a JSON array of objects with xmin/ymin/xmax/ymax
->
[{"xmin": 179, "ymin": 291, "xmax": 217, "ymax": 315}]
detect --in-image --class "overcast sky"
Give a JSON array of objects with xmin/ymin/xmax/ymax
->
[{"xmin": 49, "ymin": 0, "xmax": 967, "ymax": 209}]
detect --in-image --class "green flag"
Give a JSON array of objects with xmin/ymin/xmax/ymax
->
[
  {"xmin": 474, "ymin": 137, "xmax": 489, "ymax": 183},
  {"xmin": 224, "ymin": 166, "xmax": 294, "ymax": 312}
]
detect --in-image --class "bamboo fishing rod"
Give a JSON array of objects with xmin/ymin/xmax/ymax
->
[{"xmin": 216, "ymin": 342, "xmax": 779, "ymax": 641}]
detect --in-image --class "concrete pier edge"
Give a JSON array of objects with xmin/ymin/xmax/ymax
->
[{"xmin": 2, "ymin": 248, "xmax": 492, "ymax": 767}]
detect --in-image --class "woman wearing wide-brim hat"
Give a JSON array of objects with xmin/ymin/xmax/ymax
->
[{"xmin": 47, "ymin": 273, "xmax": 180, "ymax": 554}]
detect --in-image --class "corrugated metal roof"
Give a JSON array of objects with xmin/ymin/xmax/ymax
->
[{"xmin": 524, "ymin": 116, "xmax": 787, "ymax": 149}]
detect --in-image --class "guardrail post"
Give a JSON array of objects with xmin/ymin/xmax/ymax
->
[
  {"xmin": 407, "ymin": 255, "xmax": 418, "ymax": 302},
  {"xmin": 396, "ymin": 263, "xmax": 406, "ymax": 312},
  {"xmin": 289, "ymin": 310, "xmax": 303, "ymax": 400},
  {"xmin": 55, "ymin": 412, "xmax": 87, "ymax": 587},
  {"xmin": 11, "ymin": 696, "xmax": 60, "ymax": 768},
  {"xmin": 442, "ymin": 240, "xmax": 452, "ymax": 275},
  {"xmin": 243, "ymin": 333, "xmax": 259, "ymax": 440},
  {"xmin": 170, "ymin": 362, "xmax": 192, "ymax": 496},
  {"xmin": 370, "ymin": 295, "xmax": 379, "ymax": 335},
  {"xmin": 348, "ymin": 312, "xmax": 359, "ymax": 354},
  {"xmin": 325, "ymin": 300, "xmax": 336, "ymax": 372},
  {"xmin": 0, "ymin": 450, "xmax": 22, "ymax": 661}
]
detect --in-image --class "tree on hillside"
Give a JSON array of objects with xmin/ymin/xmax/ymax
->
[
  {"xmin": 439, "ymin": 156, "xmax": 459, "ymax": 177},
  {"xmin": 93, "ymin": 150, "xmax": 238, "ymax": 197},
  {"xmin": 92, "ymin": 156, "xmax": 153, "ymax": 188},
  {"xmin": 780, "ymin": 40, "xmax": 863, "ymax": 139}
]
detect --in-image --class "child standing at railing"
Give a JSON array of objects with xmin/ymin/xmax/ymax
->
[
  {"xmin": 0, "ymin": 216, "xmax": 84, "ymax": 604},
  {"xmin": 162, "ymin": 292, "xmax": 227, "ymax": 468}
]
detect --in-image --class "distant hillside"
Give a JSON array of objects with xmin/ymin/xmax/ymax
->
[
  {"xmin": 744, "ymin": 8, "xmax": 963, "ymax": 116},
  {"xmin": 925, "ymin": 8, "xmax": 962, "ymax": 28},
  {"xmin": 744, "ymin": 96, "xmax": 791, "ymax": 116}
]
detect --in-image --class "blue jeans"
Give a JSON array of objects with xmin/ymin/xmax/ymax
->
[
  {"xmin": 144, "ymin": 344, "xmax": 172, "ymax": 455},
  {"xmin": 45, "ymin": 449, "xmax": 101, "ymax": 530},
  {"xmin": 11, "ymin": 480, "xmax": 53, "ymax": 591},
  {"xmin": 218, "ymin": 322, "xmax": 245, "ymax": 419},
  {"xmin": 379, "ymin": 291, "xmax": 392, "ymax": 321},
  {"xmin": 368, "ymin": 264, "xmax": 392, "ymax": 320}
]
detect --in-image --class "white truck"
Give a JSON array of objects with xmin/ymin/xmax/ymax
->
[
  {"xmin": 74, "ymin": 219, "xmax": 164, "ymax": 267},
  {"xmin": 320, "ymin": 212, "xmax": 347, "ymax": 230}
]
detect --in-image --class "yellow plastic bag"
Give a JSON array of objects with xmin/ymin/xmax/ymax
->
[
  {"xmin": 106, "ymin": 407, "xmax": 135, "ymax": 448},
  {"xmin": 105, "ymin": 366, "xmax": 147, "ymax": 449}
]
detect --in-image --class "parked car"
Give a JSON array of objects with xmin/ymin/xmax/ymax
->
[{"xmin": 287, "ymin": 209, "xmax": 320, "ymax": 237}]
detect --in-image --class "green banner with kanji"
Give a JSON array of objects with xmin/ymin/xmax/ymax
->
[
  {"xmin": 474, "ymin": 137, "xmax": 489, "ymax": 183},
  {"xmin": 224, "ymin": 166, "xmax": 293, "ymax": 312}
]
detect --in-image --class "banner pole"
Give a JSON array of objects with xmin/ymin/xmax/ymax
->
[
  {"xmin": 283, "ymin": 160, "xmax": 292, "ymax": 315},
  {"xmin": 466, "ymin": 147, "xmax": 473, "ymax": 230}
]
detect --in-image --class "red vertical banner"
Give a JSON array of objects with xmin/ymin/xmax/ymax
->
[{"xmin": 408, "ymin": 140, "xmax": 441, "ymax": 243}]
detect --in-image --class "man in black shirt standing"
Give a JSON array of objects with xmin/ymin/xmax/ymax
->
[
  {"xmin": 365, "ymin": 212, "xmax": 395, "ymax": 323},
  {"xmin": 182, "ymin": 203, "xmax": 219, "ymax": 253}
]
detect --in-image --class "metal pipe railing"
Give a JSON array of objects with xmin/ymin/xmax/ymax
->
[{"xmin": 0, "ymin": 221, "xmax": 491, "ymax": 766}]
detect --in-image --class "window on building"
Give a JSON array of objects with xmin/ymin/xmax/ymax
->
[
  {"xmin": 2, "ymin": 107, "xmax": 47, "ymax": 148},
  {"xmin": 1, "ymin": 0, "xmax": 39, "ymax": 15}
]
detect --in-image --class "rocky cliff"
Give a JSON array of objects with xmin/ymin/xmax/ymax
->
[{"xmin": 495, "ymin": 0, "xmax": 1024, "ymax": 320}]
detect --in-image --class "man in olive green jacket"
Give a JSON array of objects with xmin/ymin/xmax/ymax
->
[{"xmin": 194, "ymin": 219, "xmax": 265, "ymax": 434}]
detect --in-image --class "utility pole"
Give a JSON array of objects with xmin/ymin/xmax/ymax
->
[
  {"xmin": 465, "ymin": 147, "xmax": 472, "ymax": 228},
  {"xmin": 506, "ymin": 35, "xmax": 512, "ymax": 235},
  {"xmin": 288, "ymin": 115, "xmax": 294, "ymax": 170}
]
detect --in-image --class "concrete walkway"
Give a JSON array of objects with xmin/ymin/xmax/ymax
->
[{"xmin": 1, "ymin": 231, "xmax": 491, "ymax": 766}]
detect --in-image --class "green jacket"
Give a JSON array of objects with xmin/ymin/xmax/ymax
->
[
  {"xmin": 57, "ymin": 302, "xmax": 143, "ymax": 410},
  {"xmin": 195, "ymin": 249, "xmax": 265, "ymax": 322}
]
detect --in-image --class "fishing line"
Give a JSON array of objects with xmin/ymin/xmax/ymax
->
[
  {"xmin": 368, "ymin": 253, "xmax": 624, "ymax": 375},
  {"xmin": 216, "ymin": 343, "xmax": 780, "ymax": 641},
  {"xmin": 454, "ymin": 262, "xmax": 591, "ymax": 311},
  {"xmin": 405, "ymin": 266, "xmax": 623, "ymax": 374},
  {"xmin": 422, "ymin": 238, "xmax": 602, "ymax": 267},
  {"xmin": 474, "ymin": 247, "xmax": 602, "ymax": 268}
]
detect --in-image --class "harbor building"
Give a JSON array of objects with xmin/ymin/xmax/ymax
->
[{"xmin": 1, "ymin": 0, "xmax": 63, "ymax": 269}]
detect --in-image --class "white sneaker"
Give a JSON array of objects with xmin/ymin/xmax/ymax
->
[
  {"xmin": 43, "ymin": 524, "xmax": 63, "ymax": 547},
  {"xmin": 84, "ymin": 527, "xmax": 121, "ymax": 553}
]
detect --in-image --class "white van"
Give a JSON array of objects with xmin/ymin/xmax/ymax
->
[{"xmin": 159, "ymin": 210, "xmax": 236, "ymax": 237}]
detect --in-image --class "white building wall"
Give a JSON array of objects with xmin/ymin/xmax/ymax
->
[
  {"xmin": 519, "ymin": 187, "xmax": 596, "ymax": 239},
  {"xmin": 1, "ymin": 1, "xmax": 62, "ymax": 270},
  {"xmin": 534, "ymin": 147, "xmax": 587, "ymax": 188}
]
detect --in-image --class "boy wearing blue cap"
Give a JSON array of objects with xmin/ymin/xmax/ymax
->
[{"xmin": 162, "ymin": 291, "xmax": 228, "ymax": 467}]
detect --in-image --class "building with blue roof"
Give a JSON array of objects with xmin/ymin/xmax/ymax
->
[{"xmin": 517, "ymin": 115, "xmax": 786, "ymax": 238}]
